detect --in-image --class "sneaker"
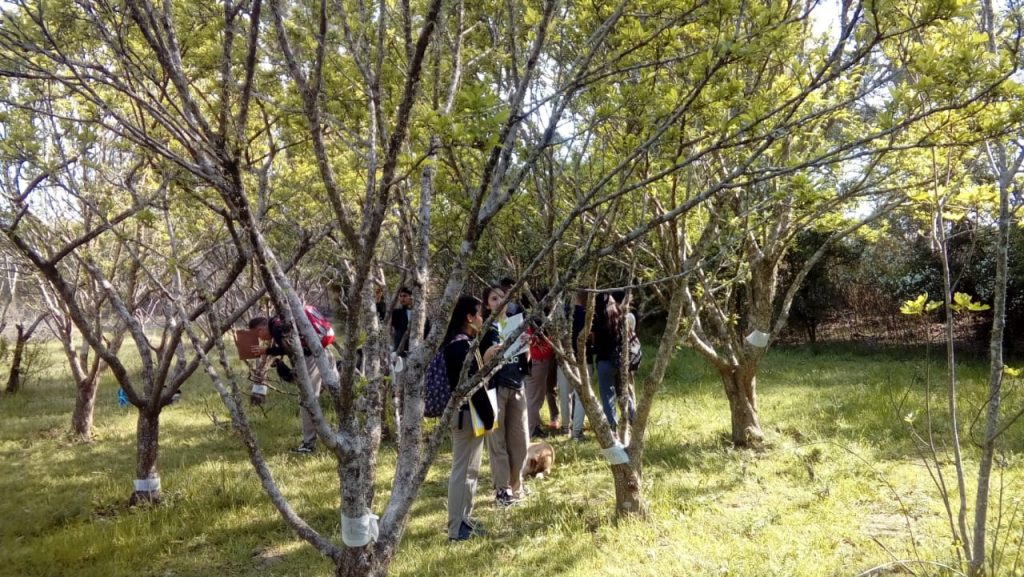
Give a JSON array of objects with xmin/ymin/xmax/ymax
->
[
  {"xmin": 291, "ymin": 441, "xmax": 316, "ymax": 454},
  {"xmin": 558, "ymin": 426, "xmax": 571, "ymax": 436},
  {"xmin": 496, "ymin": 488, "xmax": 520, "ymax": 507},
  {"xmin": 449, "ymin": 521, "xmax": 475, "ymax": 542}
]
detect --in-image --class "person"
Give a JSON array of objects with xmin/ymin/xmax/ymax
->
[
  {"xmin": 249, "ymin": 312, "xmax": 335, "ymax": 454},
  {"xmin": 524, "ymin": 289, "xmax": 556, "ymax": 438},
  {"xmin": 390, "ymin": 286, "xmax": 414, "ymax": 354},
  {"xmin": 389, "ymin": 286, "xmax": 431, "ymax": 358},
  {"xmin": 592, "ymin": 292, "xmax": 622, "ymax": 433},
  {"xmin": 556, "ymin": 290, "xmax": 589, "ymax": 441},
  {"xmin": 443, "ymin": 295, "xmax": 497, "ymax": 541},
  {"xmin": 499, "ymin": 277, "xmax": 522, "ymax": 316},
  {"xmin": 374, "ymin": 283, "xmax": 388, "ymax": 322},
  {"xmin": 482, "ymin": 285, "xmax": 531, "ymax": 506}
]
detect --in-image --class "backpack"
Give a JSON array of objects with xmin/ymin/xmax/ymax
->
[
  {"xmin": 424, "ymin": 334, "xmax": 470, "ymax": 418},
  {"xmin": 303, "ymin": 305, "xmax": 335, "ymax": 347}
]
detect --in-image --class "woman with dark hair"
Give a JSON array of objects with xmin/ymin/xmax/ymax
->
[
  {"xmin": 592, "ymin": 292, "xmax": 622, "ymax": 432},
  {"xmin": 443, "ymin": 295, "xmax": 497, "ymax": 541},
  {"xmin": 481, "ymin": 285, "xmax": 531, "ymax": 507}
]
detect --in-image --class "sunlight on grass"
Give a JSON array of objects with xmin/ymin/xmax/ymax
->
[{"xmin": 1, "ymin": 344, "xmax": 1022, "ymax": 576}]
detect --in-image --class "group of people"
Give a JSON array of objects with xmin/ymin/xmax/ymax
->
[
  {"xmin": 440, "ymin": 283, "xmax": 638, "ymax": 541},
  {"xmin": 243, "ymin": 279, "xmax": 638, "ymax": 542}
]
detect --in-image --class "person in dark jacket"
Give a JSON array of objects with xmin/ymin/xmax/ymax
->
[
  {"xmin": 591, "ymin": 292, "xmax": 622, "ymax": 432},
  {"xmin": 443, "ymin": 295, "xmax": 497, "ymax": 541},
  {"xmin": 390, "ymin": 286, "xmax": 431, "ymax": 356}
]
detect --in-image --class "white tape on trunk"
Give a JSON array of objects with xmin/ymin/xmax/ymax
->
[
  {"xmin": 251, "ymin": 384, "xmax": 268, "ymax": 395},
  {"xmin": 601, "ymin": 442, "xmax": 629, "ymax": 465},
  {"xmin": 745, "ymin": 330, "xmax": 770, "ymax": 348},
  {"xmin": 133, "ymin": 477, "xmax": 161, "ymax": 492},
  {"xmin": 341, "ymin": 512, "xmax": 380, "ymax": 547}
]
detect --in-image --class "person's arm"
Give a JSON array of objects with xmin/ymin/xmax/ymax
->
[
  {"xmin": 444, "ymin": 339, "xmax": 475, "ymax": 390},
  {"xmin": 481, "ymin": 328, "xmax": 502, "ymax": 364}
]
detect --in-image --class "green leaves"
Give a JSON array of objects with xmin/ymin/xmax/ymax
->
[
  {"xmin": 900, "ymin": 292, "xmax": 989, "ymax": 315},
  {"xmin": 900, "ymin": 293, "xmax": 943, "ymax": 315},
  {"xmin": 949, "ymin": 292, "xmax": 990, "ymax": 313}
]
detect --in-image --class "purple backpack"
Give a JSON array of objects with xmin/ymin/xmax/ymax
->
[{"xmin": 424, "ymin": 334, "xmax": 470, "ymax": 418}]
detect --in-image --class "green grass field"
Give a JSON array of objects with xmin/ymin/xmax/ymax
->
[{"xmin": 2, "ymin": 344, "xmax": 1022, "ymax": 577}]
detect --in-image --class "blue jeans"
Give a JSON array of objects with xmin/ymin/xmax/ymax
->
[{"xmin": 596, "ymin": 360, "xmax": 618, "ymax": 431}]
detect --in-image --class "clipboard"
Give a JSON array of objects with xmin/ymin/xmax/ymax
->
[{"xmin": 233, "ymin": 329, "xmax": 263, "ymax": 360}]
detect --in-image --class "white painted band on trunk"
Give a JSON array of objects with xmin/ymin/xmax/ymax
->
[
  {"xmin": 601, "ymin": 442, "xmax": 629, "ymax": 465},
  {"xmin": 745, "ymin": 330, "xmax": 770, "ymax": 348},
  {"xmin": 133, "ymin": 477, "xmax": 161, "ymax": 492},
  {"xmin": 341, "ymin": 512, "xmax": 380, "ymax": 547},
  {"xmin": 251, "ymin": 385, "xmax": 268, "ymax": 395}
]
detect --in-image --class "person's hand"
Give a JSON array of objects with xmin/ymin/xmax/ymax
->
[
  {"xmin": 483, "ymin": 345, "xmax": 500, "ymax": 364},
  {"xmin": 250, "ymin": 345, "xmax": 267, "ymax": 357}
]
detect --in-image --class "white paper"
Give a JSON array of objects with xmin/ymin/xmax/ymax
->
[
  {"xmin": 499, "ymin": 313, "xmax": 523, "ymax": 339},
  {"xmin": 469, "ymin": 386, "xmax": 499, "ymax": 437},
  {"xmin": 502, "ymin": 333, "xmax": 530, "ymax": 360},
  {"xmin": 341, "ymin": 512, "xmax": 380, "ymax": 547}
]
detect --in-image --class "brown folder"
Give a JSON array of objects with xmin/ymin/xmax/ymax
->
[{"xmin": 234, "ymin": 329, "xmax": 263, "ymax": 360}]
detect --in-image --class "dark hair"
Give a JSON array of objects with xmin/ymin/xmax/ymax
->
[
  {"xmin": 444, "ymin": 295, "xmax": 482, "ymax": 344},
  {"xmin": 398, "ymin": 286, "xmax": 412, "ymax": 296},
  {"xmin": 611, "ymin": 290, "xmax": 627, "ymax": 305},
  {"xmin": 248, "ymin": 316, "xmax": 269, "ymax": 329},
  {"xmin": 499, "ymin": 277, "xmax": 516, "ymax": 289}
]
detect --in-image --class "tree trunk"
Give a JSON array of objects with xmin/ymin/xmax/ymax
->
[
  {"xmin": 4, "ymin": 323, "xmax": 28, "ymax": 394},
  {"xmin": 719, "ymin": 367, "xmax": 763, "ymax": 446},
  {"xmin": 611, "ymin": 462, "xmax": 646, "ymax": 518},
  {"xmin": 71, "ymin": 375, "xmax": 100, "ymax": 440},
  {"xmin": 129, "ymin": 409, "xmax": 162, "ymax": 505},
  {"xmin": 335, "ymin": 545, "xmax": 391, "ymax": 577}
]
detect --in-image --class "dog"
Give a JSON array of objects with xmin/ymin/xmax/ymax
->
[{"xmin": 523, "ymin": 442, "xmax": 555, "ymax": 479}]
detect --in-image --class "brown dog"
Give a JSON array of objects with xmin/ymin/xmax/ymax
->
[{"xmin": 523, "ymin": 442, "xmax": 555, "ymax": 479}]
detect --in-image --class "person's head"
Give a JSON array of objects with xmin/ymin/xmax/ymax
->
[
  {"xmin": 499, "ymin": 277, "xmax": 516, "ymax": 293},
  {"xmin": 575, "ymin": 290, "xmax": 588, "ymax": 306},
  {"xmin": 482, "ymin": 285, "xmax": 506, "ymax": 318},
  {"xmin": 398, "ymin": 286, "xmax": 413, "ymax": 308},
  {"xmin": 374, "ymin": 283, "xmax": 385, "ymax": 302},
  {"xmin": 445, "ymin": 295, "xmax": 483, "ymax": 342},
  {"xmin": 248, "ymin": 316, "xmax": 271, "ymax": 341}
]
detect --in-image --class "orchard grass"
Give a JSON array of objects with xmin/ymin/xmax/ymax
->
[{"xmin": 1, "ymin": 342, "xmax": 1022, "ymax": 577}]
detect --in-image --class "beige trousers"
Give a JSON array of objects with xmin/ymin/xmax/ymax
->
[
  {"xmin": 299, "ymin": 352, "xmax": 332, "ymax": 445},
  {"xmin": 487, "ymin": 386, "xmax": 529, "ymax": 495},
  {"xmin": 448, "ymin": 408, "xmax": 484, "ymax": 538}
]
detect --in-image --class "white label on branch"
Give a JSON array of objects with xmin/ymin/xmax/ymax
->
[
  {"xmin": 341, "ymin": 512, "xmax": 380, "ymax": 547},
  {"xmin": 251, "ymin": 384, "xmax": 268, "ymax": 395},
  {"xmin": 133, "ymin": 477, "xmax": 161, "ymax": 492}
]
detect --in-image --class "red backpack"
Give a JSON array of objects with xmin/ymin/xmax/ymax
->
[{"xmin": 304, "ymin": 305, "xmax": 335, "ymax": 347}]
